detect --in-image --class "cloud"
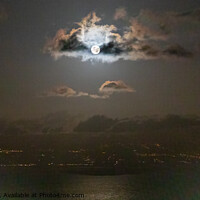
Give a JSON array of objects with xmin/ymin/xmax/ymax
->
[
  {"xmin": 44, "ymin": 12, "xmax": 124, "ymax": 63},
  {"xmin": 177, "ymin": 8, "xmax": 200, "ymax": 20},
  {"xmin": 41, "ymin": 80, "xmax": 134, "ymax": 99},
  {"xmin": 114, "ymin": 7, "xmax": 127, "ymax": 20},
  {"xmin": 45, "ymin": 9, "xmax": 198, "ymax": 63},
  {"xmin": 124, "ymin": 18, "xmax": 168, "ymax": 41},
  {"xmin": 42, "ymin": 85, "xmax": 77, "ymax": 97},
  {"xmin": 162, "ymin": 44, "xmax": 193, "ymax": 58},
  {"xmin": 42, "ymin": 85, "xmax": 101, "ymax": 99},
  {"xmin": 136, "ymin": 8, "xmax": 200, "ymax": 38},
  {"xmin": 41, "ymin": 85, "xmax": 97, "ymax": 99},
  {"xmin": 99, "ymin": 80, "xmax": 135, "ymax": 94}
]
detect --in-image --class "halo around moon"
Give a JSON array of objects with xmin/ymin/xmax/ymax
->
[{"xmin": 91, "ymin": 45, "xmax": 100, "ymax": 55}]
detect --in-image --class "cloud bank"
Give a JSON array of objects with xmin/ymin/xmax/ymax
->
[
  {"xmin": 42, "ymin": 80, "xmax": 134, "ymax": 99},
  {"xmin": 45, "ymin": 8, "xmax": 199, "ymax": 63}
]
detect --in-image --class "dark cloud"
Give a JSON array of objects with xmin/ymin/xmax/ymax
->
[
  {"xmin": 175, "ymin": 8, "xmax": 200, "ymax": 20},
  {"xmin": 59, "ymin": 35, "xmax": 88, "ymax": 52},
  {"xmin": 74, "ymin": 114, "xmax": 200, "ymax": 133},
  {"xmin": 163, "ymin": 44, "xmax": 193, "ymax": 58},
  {"xmin": 137, "ymin": 8, "xmax": 200, "ymax": 36},
  {"xmin": 74, "ymin": 115, "xmax": 116, "ymax": 132},
  {"xmin": 137, "ymin": 43, "xmax": 193, "ymax": 58},
  {"xmin": 100, "ymin": 41, "xmax": 123, "ymax": 55},
  {"xmin": 0, "ymin": 111, "xmax": 82, "ymax": 135},
  {"xmin": 138, "ymin": 44, "xmax": 159, "ymax": 57}
]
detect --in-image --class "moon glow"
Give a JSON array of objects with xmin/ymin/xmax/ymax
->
[{"xmin": 91, "ymin": 45, "xmax": 100, "ymax": 55}]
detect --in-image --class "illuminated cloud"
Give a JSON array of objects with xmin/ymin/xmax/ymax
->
[
  {"xmin": 41, "ymin": 85, "xmax": 101, "ymax": 99},
  {"xmin": 43, "ymin": 85, "xmax": 77, "ymax": 97},
  {"xmin": 45, "ymin": 9, "xmax": 198, "ymax": 63},
  {"xmin": 99, "ymin": 80, "xmax": 135, "ymax": 94},
  {"xmin": 45, "ymin": 12, "xmax": 124, "ymax": 63},
  {"xmin": 42, "ymin": 81, "xmax": 134, "ymax": 99},
  {"xmin": 114, "ymin": 7, "xmax": 127, "ymax": 20},
  {"xmin": 124, "ymin": 18, "xmax": 168, "ymax": 41}
]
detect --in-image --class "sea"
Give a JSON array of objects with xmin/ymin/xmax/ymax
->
[{"xmin": 0, "ymin": 167, "xmax": 200, "ymax": 200}]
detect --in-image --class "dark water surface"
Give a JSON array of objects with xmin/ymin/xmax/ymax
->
[{"xmin": 0, "ymin": 167, "xmax": 200, "ymax": 200}]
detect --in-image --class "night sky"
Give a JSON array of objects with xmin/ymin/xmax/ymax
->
[{"xmin": 0, "ymin": 0, "xmax": 200, "ymax": 119}]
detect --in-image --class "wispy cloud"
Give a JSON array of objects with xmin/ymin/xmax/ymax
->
[
  {"xmin": 41, "ymin": 81, "xmax": 134, "ymax": 99},
  {"xmin": 41, "ymin": 85, "xmax": 77, "ymax": 97},
  {"xmin": 114, "ymin": 7, "xmax": 127, "ymax": 20}
]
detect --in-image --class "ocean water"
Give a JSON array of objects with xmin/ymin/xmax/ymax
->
[{"xmin": 0, "ymin": 167, "xmax": 200, "ymax": 200}]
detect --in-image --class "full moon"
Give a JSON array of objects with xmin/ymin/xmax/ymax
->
[{"xmin": 91, "ymin": 45, "xmax": 100, "ymax": 55}]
